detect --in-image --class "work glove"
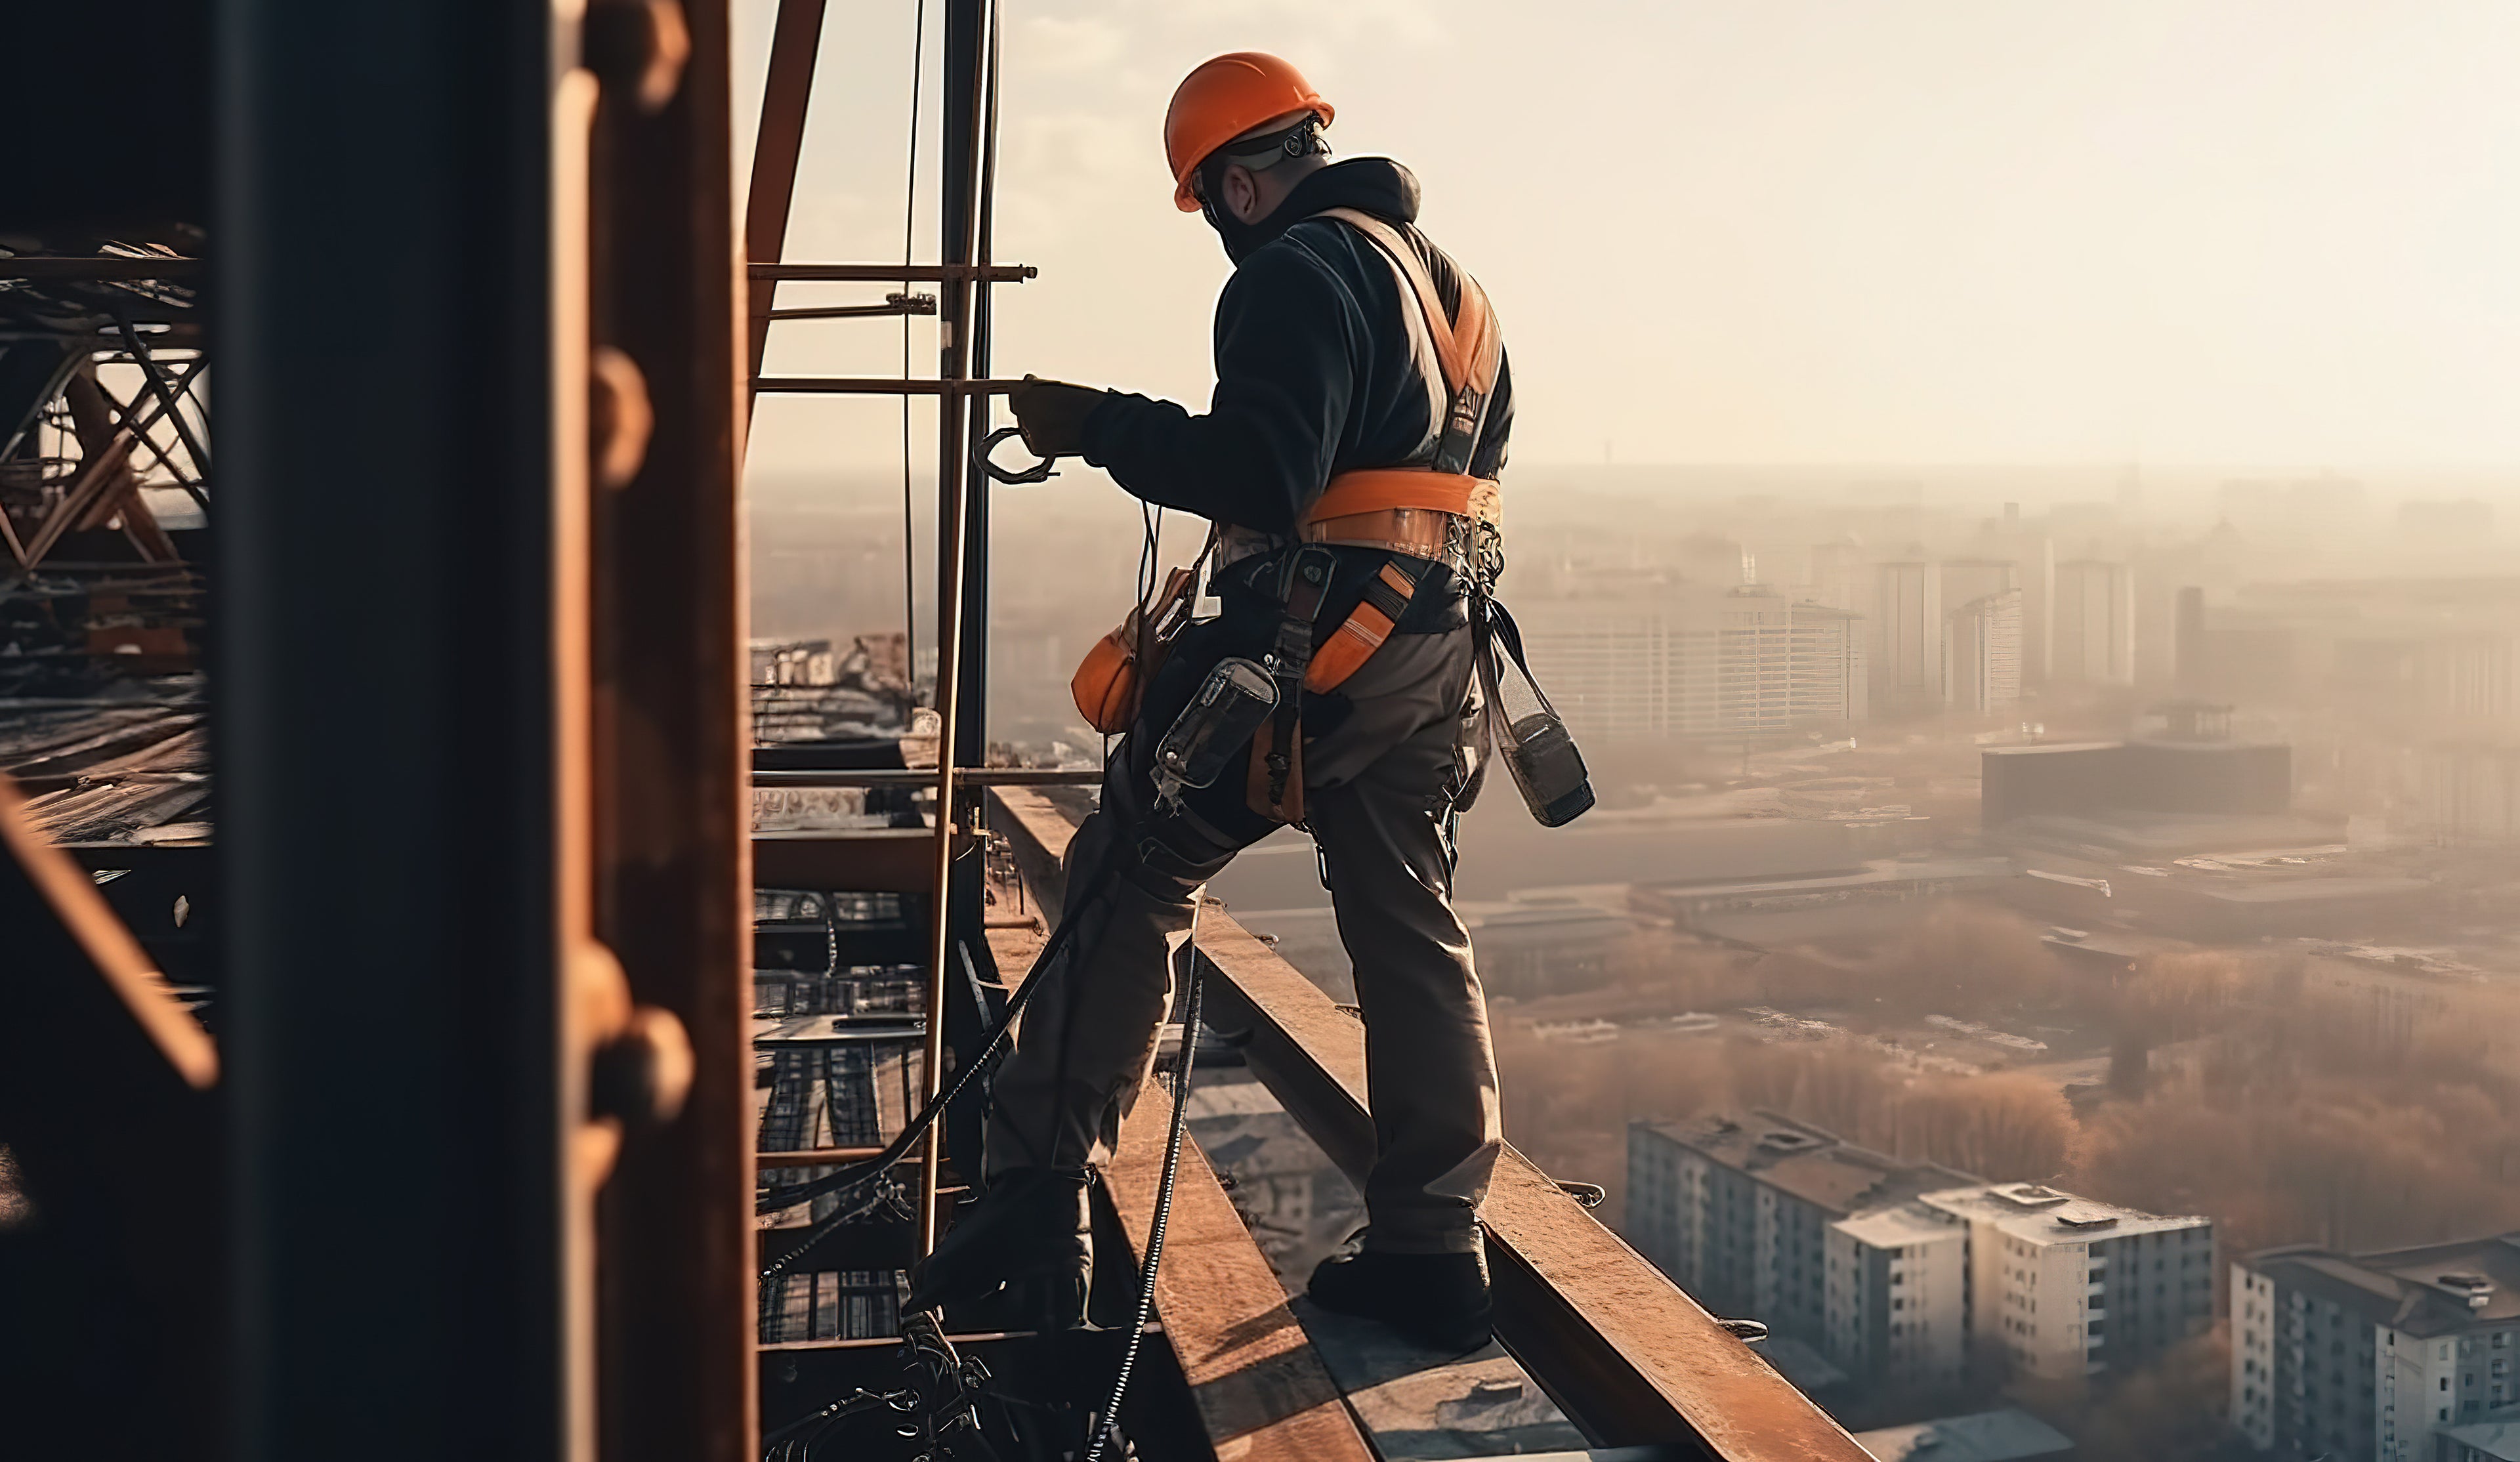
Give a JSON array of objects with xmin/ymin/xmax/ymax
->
[{"xmin": 1008, "ymin": 375, "xmax": 1108, "ymax": 459}]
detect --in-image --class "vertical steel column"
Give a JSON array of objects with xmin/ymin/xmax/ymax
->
[
  {"xmin": 916, "ymin": 0, "xmax": 992, "ymax": 1253},
  {"xmin": 586, "ymin": 1, "xmax": 754, "ymax": 1458},
  {"xmin": 217, "ymin": 3, "xmax": 574, "ymax": 1459}
]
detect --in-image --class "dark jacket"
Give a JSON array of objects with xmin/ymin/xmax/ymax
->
[{"xmin": 1080, "ymin": 158, "xmax": 1514, "ymax": 536}]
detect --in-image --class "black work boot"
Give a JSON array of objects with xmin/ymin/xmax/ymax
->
[
  {"xmin": 1307, "ymin": 1239, "xmax": 1494, "ymax": 1354},
  {"xmin": 905, "ymin": 1167, "xmax": 1093, "ymax": 1331}
]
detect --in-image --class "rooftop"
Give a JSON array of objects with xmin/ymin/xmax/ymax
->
[
  {"xmin": 1834, "ymin": 1202, "xmax": 1967, "ymax": 1251},
  {"xmin": 1853, "ymin": 1408, "xmax": 2074, "ymax": 1462},
  {"xmin": 1638, "ymin": 1112, "xmax": 1977, "ymax": 1219},
  {"xmin": 2250, "ymin": 1234, "xmax": 2520, "ymax": 1337},
  {"xmin": 2439, "ymin": 1419, "xmax": 2520, "ymax": 1462},
  {"xmin": 1921, "ymin": 1184, "xmax": 2209, "ymax": 1245}
]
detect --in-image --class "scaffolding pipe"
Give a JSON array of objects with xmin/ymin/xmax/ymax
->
[{"xmin": 915, "ymin": 0, "xmax": 995, "ymax": 1257}]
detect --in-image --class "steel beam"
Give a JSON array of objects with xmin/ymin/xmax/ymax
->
[
  {"xmin": 988, "ymin": 791, "xmax": 1873, "ymax": 1460},
  {"xmin": 753, "ymin": 827, "xmax": 967, "ymax": 892},
  {"xmin": 585, "ymin": 0, "xmax": 755, "ymax": 1457},
  {"xmin": 742, "ymin": 0, "xmax": 831, "ymax": 384},
  {"xmin": 1103, "ymin": 1072, "xmax": 1377, "ymax": 1461},
  {"xmin": 215, "ymin": 3, "xmax": 573, "ymax": 1456}
]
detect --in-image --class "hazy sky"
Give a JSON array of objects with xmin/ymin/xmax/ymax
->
[{"xmin": 736, "ymin": 1, "xmax": 2520, "ymax": 480}]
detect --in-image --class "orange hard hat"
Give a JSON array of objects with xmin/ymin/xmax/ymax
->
[{"xmin": 1163, "ymin": 52, "xmax": 1335, "ymax": 213}]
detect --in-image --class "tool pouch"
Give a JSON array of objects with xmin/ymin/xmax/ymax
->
[
  {"xmin": 1070, "ymin": 565, "xmax": 1198, "ymax": 735},
  {"xmin": 1475, "ymin": 596, "xmax": 1595, "ymax": 827}
]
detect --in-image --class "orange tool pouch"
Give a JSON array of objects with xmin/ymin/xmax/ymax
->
[{"xmin": 1070, "ymin": 564, "xmax": 1198, "ymax": 735}]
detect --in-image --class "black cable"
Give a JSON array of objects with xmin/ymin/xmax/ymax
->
[
  {"xmin": 1084, "ymin": 927, "xmax": 1205, "ymax": 1462},
  {"xmin": 899, "ymin": 0, "xmax": 927, "ymax": 684}
]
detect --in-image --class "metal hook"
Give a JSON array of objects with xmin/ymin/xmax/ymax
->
[{"xmin": 974, "ymin": 424, "xmax": 1058, "ymax": 485}]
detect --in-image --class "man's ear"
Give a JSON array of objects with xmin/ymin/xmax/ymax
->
[{"xmin": 1223, "ymin": 164, "xmax": 1262, "ymax": 224}]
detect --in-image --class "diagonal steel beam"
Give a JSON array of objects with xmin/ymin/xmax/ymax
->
[{"xmin": 742, "ymin": 0, "xmax": 831, "ymax": 392}]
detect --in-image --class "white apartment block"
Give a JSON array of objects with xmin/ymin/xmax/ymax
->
[
  {"xmin": 1519, "ymin": 587, "xmax": 1868, "ymax": 743},
  {"xmin": 1922, "ymin": 1184, "xmax": 2214, "ymax": 1385},
  {"xmin": 1628, "ymin": 1114, "xmax": 1973, "ymax": 1384},
  {"xmin": 2234, "ymin": 1235, "xmax": 2520, "ymax": 1462},
  {"xmin": 1828, "ymin": 1204, "xmax": 1970, "ymax": 1390}
]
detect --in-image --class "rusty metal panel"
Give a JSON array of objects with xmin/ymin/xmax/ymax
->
[
  {"xmin": 753, "ymin": 827, "xmax": 965, "ymax": 892},
  {"xmin": 585, "ymin": 0, "xmax": 755, "ymax": 1457}
]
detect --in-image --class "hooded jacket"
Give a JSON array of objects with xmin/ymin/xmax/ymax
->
[{"xmin": 1079, "ymin": 157, "xmax": 1514, "ymax": 537}]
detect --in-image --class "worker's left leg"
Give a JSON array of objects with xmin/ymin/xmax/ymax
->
[
  {"xmin": 911, "ymin": 627, "xmax": 1273, "ymax": 1326},
  {"xmin": 1300, "ymin": 629, "xmax": 1505, "ymax": 1352}
]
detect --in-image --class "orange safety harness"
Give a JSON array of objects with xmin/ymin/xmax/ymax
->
[
  {"xmin": 1068, "ymin": 206, "xmax": 1509, "ymax": 824},
  {"xmin": 1289, "ymin": 207, "xmax": 1505, "ymax": 697},
  {"xmin": 1236, "ymin": 209, "xmax": 1507, "ymax": 822}
]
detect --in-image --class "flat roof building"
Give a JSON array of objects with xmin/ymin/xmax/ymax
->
[{"xmin": 2235, "ymin": 1234, "xmax": 2520, "ymax": 1462}]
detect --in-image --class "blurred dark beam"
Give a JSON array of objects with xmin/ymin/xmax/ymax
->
[{"xmin": 215, "ymin": 3, "xmax": 571, "ymax": 1457}]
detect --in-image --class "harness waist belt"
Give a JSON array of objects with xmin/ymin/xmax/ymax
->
[{"xmin": 1304, "ymin": 469, "xmax": 1500, "ymax": 525}]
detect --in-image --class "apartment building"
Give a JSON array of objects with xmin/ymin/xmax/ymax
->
[
  {"xmin": 1828, "ymin": 1203, "xmax": 1970, "ymax": 1389},
  {"xmin": 1518, "ymin": 586, "xmax": 1868, "ymax": 742},
  {"xmin": 1628, "ymin": 1114, "xmax": 1975, "ymax": 1385},
  {"xmin": 2234, "ymin": 1234, "xmax": 2520, "ymax": 1462},
  {"xmin": 1922, "ymin": 1184, "xmax": 2215, "ymax": 1385}
]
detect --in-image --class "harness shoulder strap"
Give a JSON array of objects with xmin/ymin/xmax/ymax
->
[
  {"xmin": 1312, "ymin": 207, "xmax": 1503, "ymax": 402},
  {"xmin": 1314, "ymin": 207, "xmax": 1503, "ymax": 478}
]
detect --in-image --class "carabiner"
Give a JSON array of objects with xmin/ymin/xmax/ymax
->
[{"xmin": 973, "ymin": 424, "xmax": 1059, "ymax": 486}]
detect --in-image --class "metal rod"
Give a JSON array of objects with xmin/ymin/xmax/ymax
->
[
  {"xmin": 748, "ymin": 262, "xmax": 1032, "ymax": 282},
  {"xmin": 768, "ymin": 298, "xmax": 936, "ymax": 321},
  {"xmin": 749, "ymin": 766, "xmax": 1099, "ymax": 789},
  {"xmin": 0, "ymin": 257, "xmax": 205, "ymax": 280},
  {"xmin": 749, "ymin": 376, "xmax": 1026, "ymax": 396},
  {"xmin": 755, "ymin": 1146, "xmax": 891, "ymax": 1169},
  {"xmin": 910, "ymin": 0, "xmax": 995, "ymax": 1263},
  {"xmin": 116, "ymin": 314, "xmax": 213, "ymax": 478}
]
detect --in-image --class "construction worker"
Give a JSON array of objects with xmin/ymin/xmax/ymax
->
[{"xmin": 910, "ymin": 52, "xmax": 1513, "ymax": 1354}]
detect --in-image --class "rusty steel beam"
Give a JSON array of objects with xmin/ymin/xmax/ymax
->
[
  {"xmin": 742, "ymin": 0, "xmax": 830, "ymax": 385},
  {"xmin": 585, "ymin": 0, "xmax": 756, "ymax": 1455},
  {"xmin": 988, "ymin": 790, "xmax": 1872, "ymax": 1460},
  {"xmin": 752, "ymin": 766, "xmax": 1100, "ymax": 789},
  {"xmin": 1104, "ymin": 1070, "xmax": 1377, "ymax": 1462},
  {"xmin": 752, "ymin": 827, "xmax": 967, "ymax": 892},
  {"xmin": 755, "ymin": 1146, "xmax": 889, "ymax": 1169}
]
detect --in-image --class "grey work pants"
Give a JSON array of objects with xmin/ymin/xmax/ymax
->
[{"xmin": 984, "ymin": 625, "xmax": 1503, "ymax": 1254}]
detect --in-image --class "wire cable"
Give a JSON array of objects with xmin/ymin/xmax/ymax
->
[{"xmin": 1084, "ymin": 923, "xmax": 1205, "ymax": 1462}]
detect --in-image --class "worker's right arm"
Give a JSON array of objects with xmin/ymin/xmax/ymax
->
[{"xmin": 1076, "ymin": 244, "xmax": 1356, "ymax": 535}]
